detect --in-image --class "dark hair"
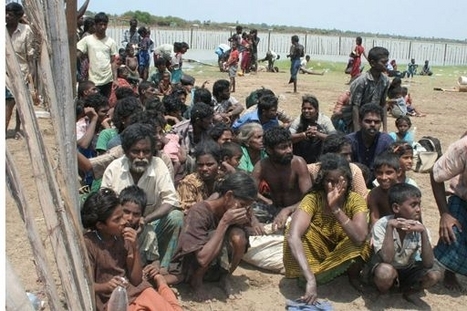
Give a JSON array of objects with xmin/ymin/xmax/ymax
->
[
  {"xmin": 291, "ymin": 35, "xmax": 299, "ymax": 43},
  {"xmin": 94, "ymin": 12, "xmax": 109, "ymax": 24},
  {"xmin": 137, "ymin": 26, "xmax": 148, "ymax": 36},
  {"xmin": 121, "ymin": 123, "xmax": 156, "ymax": 155},
  {"xmin": 263, "ymin": 127, "xmax": 290, "ymax": 149},
  {"xmin": 322, "ymin": 133, "xmax": 351, "ymax": 154},
  {"xmin": 212, "ymin": 79, "xmax": 230, "ymax": 98},
  {"xmin": 257, "ymin": 95, "xmax": 278, "ymax": 116},
  {"xmin": 208, "ymin": 123, "xmax": 233, "ymax": 142},
  {"xmin": 128, "ymin": 110, "xmax": 165, "ymax": 130},
  {"xmin": 194, "ymin": 139, "xmax": 222, "ymax": 163},
  {"xmin": 221, "ymin": 141, "xmax": 242, "ymax": 159},
  {"xmin": 77, "ymin": 81, "xmax": 96, "ymax": 98},
  {"xmin": 373, "ymin": 151, "xmax": 400, "ymax": 171},
  {"xmin": 235, "ymin": 25, "xmax": 243, "ymax": 32},
  {"xmin": 75, "ymin": 99, "xmax": 85, "ymax": 118},
  {"xmin": 115, "ymin": 86, "xmax": 137, "ymax": 100},
  {"xmin": 216, "ymin": 171, "xmax": 257, "ymax": 201},
  {"xmin": 356, "ymin": 36, "xmax": 362, "ymax": 45},
  {"xmin": 359, "ymin": 103, "xmax": 384, "ymax": 121},
  {"xmin": 190, "ymin": 102, "xmax": 214, "ymax": 125},
  {"xmin": 83, "ymin": 17, "xmax": 95, "ymax": 33},
  {"xmin": 81, "ymin": 188, "xmax": 120, "ymax": 230},
  {"xmin": 163, "ymin": 95, "xmax": 184, "ymax": 115},
  {"xmin": 180, "ymin": 74, "xmax": 195, "ymax": 86},
  {"xmin": 6, "ymin": 3, "xmax": 24, "ymax": 17},
  {"xmin": 313, "ymin": 153, "xmax": 352, "ymax": 195},
  {"xmin": 119, "ymin": 185, "xmax": 147, "ymax": 215},
  {"xmin": 138, "ymin": 81, "xmax": 156, "ymax": 97},
  {"xmin": 112, "ymin": 97, "xmax": 143, "ymax": 133},
  {"xmin": 395, "ymin": 115, "xmax": 412, "ymax": 128},
  {"xmin": 388, "ymin": 183, "xmax": 421, "ymax": 207},
  {"xmin": 84, "ymin": 93, "xmax": 109, "ymax": 111},
  {"xmin": 145, "ymin": 97, "xmax": 165, "ymax": 114},
  {"xmin": 354, "ymin": 162, "xmax": 371, "ymax": 185},
  {"xmin": 297, "ymin": 94, "xmax": 320, "ymax": 132},
  {"xmin": 154, "ymin": 58, "xmax": 167, "ymax": 67},
  {"xmin": 193, "ymin": 88, "xmax": 213, "ymax": 106},
  {"xmin": 368, "ymin": 46, "xmax": 389, "ymax": 63},
  {"xmin": 387, "ymin": 141, "xmax": 413, "ymax": 158}
]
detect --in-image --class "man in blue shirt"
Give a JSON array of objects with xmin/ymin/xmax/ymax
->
[
  {"xmin": 232, "ymin": 94, "xmax": 279, "ymax": 132},
  {"xmin": 346, "ymin": 103, "xmax": 393, "ymax": 188}
]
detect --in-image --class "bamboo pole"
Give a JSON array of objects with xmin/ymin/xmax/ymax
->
[
  {"xmin": 6, "ymin": 148, "xmax": 62, "ymax": 311},
  {"xmin": 6, "ymin": 16, "xmax": 94, "ymax": 311},
  {"xmin": 5, "ymin": 258, "xmax": 36, "ymax": 311}
]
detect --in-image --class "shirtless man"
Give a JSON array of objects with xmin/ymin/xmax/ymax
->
[{"xmin": 252, "ymin": 127, "xmax": 312, "ymax": 230}]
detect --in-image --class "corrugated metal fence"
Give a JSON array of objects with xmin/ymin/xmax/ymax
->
[{"xmin": 106, "ymin": 26, "xmax": 467, "ymax": 66}]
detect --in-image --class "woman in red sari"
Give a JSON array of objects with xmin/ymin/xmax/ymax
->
[{"xmin": 349, "ymin": 37, "xmax": 367, "ymax": 81}]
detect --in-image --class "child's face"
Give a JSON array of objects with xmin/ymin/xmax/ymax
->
[
  {"xmin": 370, "ymin": 56, "xmax": 389, "ymax": 73},
  {"xmin": 399, "ymin": 151, "xmax": 414, "ymax": 172},
  {"xmin": 122, "ymin": 201, "xmax": 143, "ymax": 229},
  {"xmin": 98, "ymin": 205, "xmax": 125, "ymax": 237},
  {"xmin": 394, "ymin": 196, "xmax": 422, "ymax": 221},
  {"xmin": 375, "ymin": 164, "xmax": 399, "ymax": 190},
  {"xmin": 396, "ymin": 121, "xmax": 410, "ymax": 135},
  {"xmin": 96, "ymin": 105, "xmax": 110, "ymax": 123},
  {"xmin": 157, "ymin": 64, "xmax": 167, "ymax": 72},
  {"xmin": 154, "ymin": 126, "xmax": 166, "ymax": 150},
  {"xmin": 128, "ymin": 47, "xmax": 134, "ymax": 56},
  {"xmin": 225, "ymin": 152, "xmax": 242, "ymax": 168},
  {"xmin": 217, "ymin": 130, "xmax": 233, "ymax": 144},
  {"xmin": 196, "ymin": 154, "xmax": 219, "ymax": 181},
  {"xmin": 162, "ymin": 73, "xmax": 170, "ymax": 81}
]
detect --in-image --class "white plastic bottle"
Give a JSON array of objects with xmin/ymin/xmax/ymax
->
[{"xmin": 107, "ymin": 285, "xmax": 128, "ymax": 311}]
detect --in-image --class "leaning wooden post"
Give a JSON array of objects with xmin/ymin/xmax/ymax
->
[
  {"xmin": 6, "ymin": 18, "xmax": 95, "ymax": 311},
  {"xmin": 6, "ymin": 149, "xmax": 62, "ymax": 311}
]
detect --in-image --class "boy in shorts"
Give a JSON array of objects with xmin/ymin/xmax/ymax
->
[
  {"xmin": 369, "ymin": 183, "xmax": 440, "ymax": 307},
  {"xmin": 225, "ymin": 42, "xmax": 239, "ymax": 93}
]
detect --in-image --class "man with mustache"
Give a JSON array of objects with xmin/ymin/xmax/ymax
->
[
  {"xmin": 101, "ymin": 123, "xmax": 182, "ymax": 269},
  {"xmin": 346, "ymin": 103, "xmax": 393, "ymax": 188}
]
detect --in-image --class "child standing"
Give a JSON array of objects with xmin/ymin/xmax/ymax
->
[
  {"xmin": 367, "ymin": 152, "xmax": 401, "ymax": 226},
  {"xmin": 80, "ymin": 188, "xmax": 182, "ymax": 311},
  {"xmin": 138, "ymin": 27, "xmax": 151, "ymax": 81},
  {"xmin": 225, "ymin": 42, "xmax": 239, "ymax": 93},
  {"xmin": 369, "ymin": 183, "xmax": 440, "ymax": 307},
  {"xmin": 125, "ymin": 43, "xmax": 139, "ymax": 81}
]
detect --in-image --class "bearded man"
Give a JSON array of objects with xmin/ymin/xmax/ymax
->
[{"xmin": 101, "ymin": 123, "xmax": 182, "ymax": 268}]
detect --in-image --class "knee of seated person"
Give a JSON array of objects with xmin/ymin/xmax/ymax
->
[
  {"xmin": 374, "ymin": 263, "xmax": 397, "ymax": 281},
  {"xmin": 228, "ymin": 227, "xmax": 248, "ymax": 247},
  {"xmin": 165, "ymin": 209, "xmax": 184, "ymax": 226},
  {"xmin": 424, "ymin": 269, "xmax": 442, "ymax": 285}
]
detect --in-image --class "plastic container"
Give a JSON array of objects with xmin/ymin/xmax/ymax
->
[
  {"xmin": 458, "ymin": 76, "xmax": 467, "ymax": 86},
  {"xmin": 26, "ymin": 292, "xmax": 44, "ymax": 310},
  {"xmin": 107, "ymin": 285, "xmax": 128, "ymax": 311}
]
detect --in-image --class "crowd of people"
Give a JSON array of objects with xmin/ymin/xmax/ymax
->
[{"xmin": 6, "ymin": 5, "xmax": 465, "ymax": 311}]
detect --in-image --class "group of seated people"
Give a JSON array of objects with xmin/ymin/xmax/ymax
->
[{"xmin": 75, "ymin": 60, "xmax": 463, "ymax": 310}]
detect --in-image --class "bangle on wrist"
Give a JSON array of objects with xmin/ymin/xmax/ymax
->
[
  {"xmin": 342, "ymin": 218, "xmax": 351, "ymax": 226},
  {"xmin": 332, "ymin": 208, "xmax": 341, "ymax": 215}
]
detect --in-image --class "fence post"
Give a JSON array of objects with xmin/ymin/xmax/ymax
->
[
  {"xmin": 304, "ymin": 32, "xmax": 308, "ymax": 54},
  {"xmin": 268, "ymin": 28, "xmax": 272, "ymax": 51},
  {"xmin": 443, "ymin": 43, "xmax": 448, "ymax": 66}
]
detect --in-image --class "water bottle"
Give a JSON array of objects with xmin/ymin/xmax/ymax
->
[
  {"xmin": 26, "ymin": 292, "xmax": 44, "ymax": 310},
  {"xmin": 107, "ymin": 278, "xmax": 128, "ymax": 311}
]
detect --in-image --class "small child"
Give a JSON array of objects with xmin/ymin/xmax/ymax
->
[
  {"xmin": 151, "ymin": 57, "xmax": 172, "ymax": 87},
  {"xmin": 80, "ymin": 188, "xmax": 182, "ymax": 311},
  {"xmin": 125, "ymin": 43, "xmax": 139, "ymax": 80},
  {"xmin": 369, "ymin": 183, "xmax": 440, "ymax": 307},
  {"xmin": 387, "ymin": 142, "xmax": 418, "ymax": 187},
  {"xmin": 137, "ymin": 26, "xmax": 151, "ymax": 81},
  {"xmin": 220, "ymin": 141, "xmax": 243, "ymax": 175},
  {"xmin": 367, "ymin": 152, "xmax": 401, "ymax": 226},
  {"xmin": 388, "ymin": 86, "xmax": 408, "ymax": 118},
  {"xmin": 389, "ymin": 115, "xmax": 414, "ymax": 145},
  {"xmin": 401, "ymin": 87, "xmax": 426, "ymax": 117},
  {"xmin": 225, "ymin": 42, "xmax": 239, "ymax": 93},
  {"xmin": 158, "ymin": 71, "xmax": 173, "ymax": 96}
]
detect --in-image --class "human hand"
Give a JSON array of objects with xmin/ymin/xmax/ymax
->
[
  {"xmin": 122, "ymin": 227, "xmax": 138, "ymax": 249},
  {"xmin": 84, "ymin": 107, "xmax": 97, "ymax": 119},
  {"xmin": 106, "ymin": 276, "xmax": 128, "ymax": 292},
  {"xmin": 221, "ymin": 161, "xmax": 236, "ymax": 174},
  {"xmin": 136, "ymin": 217, "xmax": 145, "ymax": 235},
  {"xmin": 248, "ymin": 216, "xmax": 266, "ymax": 235},
  {"xmin": 143, "ymin": 263, "xmax": 160, "ymax": 280},
  {"xmin": 389, "ymin": 218, "xmax": 424, "ymax": 232},
  {"xmin": 273, "ymin": 208, "xmax": 290, "ymax": 231},
  {"xmin": 305, "ymin": 125, "xmax": 318, "ymax": 138},
  {"xmin": 326, "ymin": 176, "xmax": 347, "ymax": 209},
  {"xmin": 299, "ymin": 278, "xmax": 318, "ymax": 305},
  {"xmin": 101, "ymin": 116, "xmax": 112, "ymax": 129},
  {"xmin": 439, "ymin": 213, "xmax": 462, "ymax": 244},
  {"xmin": 222, "ymin": 206, "xmax": 249, "ymax": 226}
]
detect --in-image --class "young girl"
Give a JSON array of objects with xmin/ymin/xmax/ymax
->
[
  {"xmin": 158, "ymin": 71, "xmax": 173, "ymax": 96},
  {"xmin": 138, "ymin": 27, "xmax": 151, "ymax": 81},
  {"xmin": 125, "ymin": 43, "xmax": 139, "ymax": 80},
  {"xmin": 81, "ymin": 188, "xmax": 182, "ymax": 311},
  {"xmin": 389, "ymin": 115, "xmax": 415, "ymax": 145}
]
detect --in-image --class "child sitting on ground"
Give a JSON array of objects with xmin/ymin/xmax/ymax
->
[
  {"xmin": 402, "ymin": 87, "xmax": 425, "ymax": 117},
  {"xmin": 219, "ymin": 141, "xmax": 243, "ymax": 175},
  {"xmin": 80, "ymin": 188, "xmax": 182, "ymax": 311},
  {"xmin": 388, "ymin": 115, "xmax": 415, "ymax": 145},
  {"xmin": 367, "ymin": 152, "xmax": 401, "ymax": 226},
  {"xmin": 158, "ymin": 71, "xmax": 173, "ymax": 96},
  {"xmin": 368, "ymin": 183, "xmax": 440, "ymax": 308}
]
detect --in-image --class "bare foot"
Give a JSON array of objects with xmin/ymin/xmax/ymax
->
[
  {"xmin": 220, "ymin": 274, "xmax": 238, "ymax": 299},
  {"xmin": 444, "ymin": 270, "xmax": 464, "ymax": 291},
  {"xmin": 403, "ymin": 292, "xmax": 431, "ymax": 310}
]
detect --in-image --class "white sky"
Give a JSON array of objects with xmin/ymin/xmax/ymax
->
[{"xmin": 85, "ymin": 0, "xmax": 467, "ymax": 41}]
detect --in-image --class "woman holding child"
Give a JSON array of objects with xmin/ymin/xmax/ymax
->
[{"xmin": 284, "ymin": 153, "xmax": 370, "ymax": 304}]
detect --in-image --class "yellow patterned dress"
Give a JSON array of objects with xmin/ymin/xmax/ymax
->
[{"xmin": 283, "ymin": 191, "xmax": 370, "ymax": 284}]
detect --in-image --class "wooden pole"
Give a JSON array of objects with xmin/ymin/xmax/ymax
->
[
  {"xmin": 6, "ymin": 8, "xmax": 95, "ymax": 311},
  {"xmin": 6, "ymin": 149, "xmax": 62, "ymax": 311}
]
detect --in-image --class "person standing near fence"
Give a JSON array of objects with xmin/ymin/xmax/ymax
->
[
  {"xmin": 287, "ymin": 35, "xmax": 304, "ymax": 93},
  {"xmin": 349, "ymin": 36, "xmax": 367, "ymax": 84},
  {"xmin": 250, "ymin": 29, "xmax": 260, "ymax": 73}
]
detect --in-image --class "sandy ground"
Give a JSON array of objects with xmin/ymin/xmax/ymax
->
[{"xmin": 5, "ymin": 64, "xmax": 467, "ymax": 310}]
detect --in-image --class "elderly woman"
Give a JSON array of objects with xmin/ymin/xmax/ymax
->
[
  {"xmin": 236, "ymin": 123, "xmax": 267, "ymax": 173},
  {"xmin": 284, "ymin": 153, "xmax": 370, "ymax": 304},
  {"xmin": 289, "ymin": 95, "xmax": 335, "ymax": 164}
]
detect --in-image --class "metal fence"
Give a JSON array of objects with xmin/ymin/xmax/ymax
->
[{"xmin": 106, "ymin": 26, "xmax": 467, "ymax": 66}]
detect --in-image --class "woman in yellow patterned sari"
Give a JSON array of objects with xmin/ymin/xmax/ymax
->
[{"xmin": 284, "ymin": 153, "xmax": 370, "ymax": 304}]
